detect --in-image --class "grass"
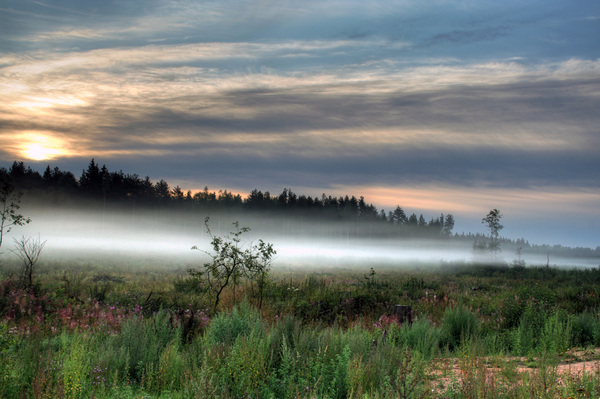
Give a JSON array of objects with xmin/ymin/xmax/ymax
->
[{"xmin": 1, "ymin": 259, "xmax": 600, "ymax": 397}]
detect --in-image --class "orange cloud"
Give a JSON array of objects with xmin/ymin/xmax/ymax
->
[{"xmin": 330, "ymin": 184, "xmax": 600, "ymax": 218}]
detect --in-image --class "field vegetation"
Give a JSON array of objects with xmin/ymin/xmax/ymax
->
[{"xmin": 1, "ymin": 256, "xmax": 600, "ymax": 398}]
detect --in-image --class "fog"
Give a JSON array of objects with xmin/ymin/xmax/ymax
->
[{"xmin": 6, "ymin": 207, "xmax": 599, "ymax": 270}]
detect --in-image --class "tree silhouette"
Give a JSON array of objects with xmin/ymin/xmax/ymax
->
[
  {"xmin": 443, "ymin": 214, "xmax": 455, "ymax": 237},
  {"xmin": 482, "ymin": 208, "xmax": 503, "ymax": 256},
  {"xmin": 0, "ymin": 177, "xmax": 31, "ymax": 252},
  {"xmin": 79, "ymin": 158, "xmax": 102, "ymax": 196},
  {"xmin": 1, "ymin": 159, "xmax": 462, "ymax": 241}
]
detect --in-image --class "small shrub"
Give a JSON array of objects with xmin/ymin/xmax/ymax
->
[
  {"xmin": 32, "ymin": 352, "xmax": 64, "ymax": 398},
  {"xmin": 268, "ymin": 314, "xmax": 302, "ymax": 372},
  {"xmin": 156, "ymin": 340, "xmax": 186, "ymax": 393},
  {"xmin": 391, "ymin": 318, "xmax": 442, "ymax": 360},
  {"xmin": 204, "ymin": 302, "xmax": 264, "ymax": 347},
  {"xmin": 11, "ymin": 331, "xmax": 50, "ymax": 396},
  {"xmin": 539, "ymin": 310, "xmax": 572, "ymax": 354},
  {"xmin": 499, "ymin": 294, "xmax": 524, "ymax": 329},
  {"xmin": 221, "ymin": 329, "xmax": 270, "ymax": 397},
  {"xmin": 571, "ymin": 311, "xmax": 598, "ymax": 347},
  {"xmin": 305, "ymin": 331, "xmax": 351, "ymax": 399},
  {"xmin": 109, "ymin": 309, "xmax": 179, "ymax": 382},
  {"xmin": 455, "ymin": 341, "xmax": 498, "ymax": 399},
  {"xmin": 395, "ymin": 347, "xmax": 428, "ymax": 399},
  {"xmin": 512, "ymin": 301, "xmax": 546, "ymax": 356},
  {"xmin": 269, "ymin": 333, "xmax": 299, "ymax": 398},
  {"xmin": 513, "ymin": 317, "xmax": 536, "ymax": 356},
  {"xmin": 441, "ymin": 305, "xmax": 479, "ymax": 351}
]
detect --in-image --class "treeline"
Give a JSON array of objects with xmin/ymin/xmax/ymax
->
[{"xmin": 1, "ymin": 160, "xmax": 455, "ymax": 239}]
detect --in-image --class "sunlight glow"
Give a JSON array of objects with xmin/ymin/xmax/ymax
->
[
  {"xmin": 23, "ymin": 143, "xmax": 61, "ymax": 161},
  {"xmin": 16, "ymin": 133, "xmax": 67, "ymax": 161}
]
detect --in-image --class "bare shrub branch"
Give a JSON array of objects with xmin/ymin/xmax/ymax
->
[{"xmin": 12, "ymin": 235, "xmax": 46, "ymax": 289}]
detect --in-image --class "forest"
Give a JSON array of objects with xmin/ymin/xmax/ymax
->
[
  {"xmin": 0, "ymin": 159, "xmax": 454, "ymax": 239},
  {"xmin": 2, "ymin": 159, "xmax": 598, "ymax": 262}
]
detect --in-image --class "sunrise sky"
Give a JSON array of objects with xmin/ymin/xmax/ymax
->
[{"xmin": 1, "ymin": 0, "xmax": 599, "ymax": 247}]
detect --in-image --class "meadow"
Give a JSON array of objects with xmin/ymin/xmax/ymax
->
[{"xmin": 1, "ymin": 257, "xmax": 600, "ymax": 398}]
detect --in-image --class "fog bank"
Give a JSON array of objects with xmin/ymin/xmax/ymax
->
[{"xmin": 6, "ymin": 207, "xmax": 598, "ymax": 270}]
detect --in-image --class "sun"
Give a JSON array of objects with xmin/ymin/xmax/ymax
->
[
  {"xmin": 11, "ymin": 132, "xmax": 70, "ymax": 161},
  {"xmin": 22, "ymin": 142, "xmax": 62, "ymax": 161}
]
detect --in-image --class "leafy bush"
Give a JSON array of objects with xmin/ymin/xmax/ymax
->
[
  {"xmin": 571, "ymin": 311, "xmax": 598, "ymax": 347},
  {"xmin": 499, "ymin": 294, "xmax": 524, "ymax": 329},
  {"xmin": 189, "ymin": 218, "xmax": 275, "ymax": 311}
]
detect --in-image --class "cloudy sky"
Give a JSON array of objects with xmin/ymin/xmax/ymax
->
[{"xmin": 1, "ymin": 0, "xmax": 599, "ymax": 247}]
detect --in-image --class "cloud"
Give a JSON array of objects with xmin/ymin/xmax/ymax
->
[
  {"xmin": 2, "ymin": 49, "xmax": 599, "ymax": 193},
  {"xmin": 332, "ymin": 184, "xmax": 600, "ymax": 217},
  {"xmin": 1, "ymin": 0, "xmax": 599, "ymax": 248},
  {"xmin": 428, "ymin": 25, "xmax": 510, "ymax": 46}
]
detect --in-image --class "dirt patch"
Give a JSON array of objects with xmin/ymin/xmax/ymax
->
[
  {"xmin": 549, "ymin": 348, "xmax": 600, "ymax": 379},
  {"xmin": 428, "ymin": 348, "xmax": 600, "ymax": 394}
]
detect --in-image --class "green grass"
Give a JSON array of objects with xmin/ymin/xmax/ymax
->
[{"xmin": 1, "ymin": 260, "xmax": 600, "ymax": 397}]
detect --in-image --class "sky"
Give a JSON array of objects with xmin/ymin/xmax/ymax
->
[{"xmin": 0, "ymin": 0, "xmax": 599, "ymax": 248}]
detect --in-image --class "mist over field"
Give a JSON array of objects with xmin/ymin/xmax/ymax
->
[{"xmin": 11, "ymin": 205, "xmax": 599, "ymax": 270}]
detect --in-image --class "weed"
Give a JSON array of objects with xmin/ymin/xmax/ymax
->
[{"xmin": 441, "ymin": 305, "xmax": 479, "ymax": 352}]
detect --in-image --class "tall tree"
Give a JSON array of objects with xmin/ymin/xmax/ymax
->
[
  {"xmin": 379, "ymin": 209, "xmax": 388, "ymax": 222},
  {"xmin": 390, "ymin": 206, "xmax": 408, "ymax": 225},
  {"xmin": 443, "ymin": 214, "xmax": 455, "ymax": 237},
  {"xmin": 245, "ymin": 189, "xmax": 267, "ymax": 210},
  {"xmin": 407, "ymin": 213, "xmax": 419, "ymax": 226},
  {"xmin": 482, "ymin": 209, "xmax": 503, "ymax": 256},
  {"xmin": 154, "ymin": 179, "xmax": 171, "ymax": 203},
  {"xmin": 172, "ymin": 185, "xmax": 185, "ymax": 202},
  {"xmin": 80, "ymin": 159, "xmax": 101, "ymax": 194}
]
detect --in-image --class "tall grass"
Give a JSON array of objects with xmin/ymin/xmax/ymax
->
[
  {"xmin": 2, "ymin": 264, "xmax": 600, "ymax": 397},
  {"xmin": 204, "ymin": 301, "xmax": 264, "ymax": 347},
  {"xmin": 441, "ymin": 305, "xmax": 480, "ymax": 351}
]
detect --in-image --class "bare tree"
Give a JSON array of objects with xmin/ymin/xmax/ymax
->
[{"xmin": 12, "ymin": 235, "xmax": 46, "ymax": 289}]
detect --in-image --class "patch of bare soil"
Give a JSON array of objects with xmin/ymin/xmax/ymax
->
[
  {"xmin": 548, "ymin": 348, "xmax": 600, "ymax": 378},
  {"xmin": 429, "ymin": 348, "xmax": 600, "ymax": 394}
]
